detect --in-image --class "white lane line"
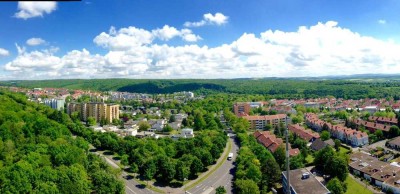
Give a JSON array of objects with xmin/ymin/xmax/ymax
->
[
  {"xmin": 125, "ymin": 185, "xmax": 137, "ymax": 194},
  {"xmin": 201, "ymin": 187, "xmax": 214, "ymax": 194}
]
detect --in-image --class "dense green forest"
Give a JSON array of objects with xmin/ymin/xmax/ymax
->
[
  {"xmin": 2, "ymin": 77, "xmax": 400, "ymax": 99},
  {"xmin": 0, "ymin": 91, "xmax": 124, "ymax": 193}
]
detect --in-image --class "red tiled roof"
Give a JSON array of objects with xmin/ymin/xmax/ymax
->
[
  {"xmin": 354, "ymin": 118, "xmax": 391, "ymax": 132},
  {"xmin": 288, "ymin": 124, "xmax": 320, "ymax": 141},
  {"xmin": 253, "ymin": 130, "xmax": 284, "ymax": 153},
  {"xmin": 305, "ymin": 113, "xmax": 368, "ymax": 140},
  {"xmin": 289, "ymin": 148, "xmax": 300, "ymax": 156},
  {"xmin": 368, "ymin": 116, "xmax": 398, "ymax": 125}
]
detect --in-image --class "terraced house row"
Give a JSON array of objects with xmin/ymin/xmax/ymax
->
[
  {"xmin": 305, "ymin": 113, "xmax": 368, "ymax": 147},
  {"xmin": 288, "ymin": 124, "xmax": 320, "ymax": 142},
  {"xmin": 352, "ymin": 119, "xmax": 391, "ymax": 133},
  {"xmin": 349, "ymin": 152, "xmax": 400, "ymax": 193}
]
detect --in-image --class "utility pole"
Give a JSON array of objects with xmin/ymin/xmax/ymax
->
[{"xmin": 285, "ymin": 116, "xmax": 290, "ymax": 194}]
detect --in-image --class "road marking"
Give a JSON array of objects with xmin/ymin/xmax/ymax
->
[
  {"xmin": 125, "ymin": 185, "xmax": 137, "ymax": 194},
  {"xmin": 201, "ymin": 187, "xmax": 213, "ymax": 194}
]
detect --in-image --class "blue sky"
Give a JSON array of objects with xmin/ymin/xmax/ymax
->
[{"xmin": 0, "ymin": 0, "xmax": 400, "ymax": 79}]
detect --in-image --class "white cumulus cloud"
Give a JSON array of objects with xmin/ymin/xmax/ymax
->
[
  {"xmin": 26, "ymin": 38, "xmax": 46, "ymax": 46},
  {"xmin": 15, "ymin": 2, "xmax": 57, "ymax": 19},
  {"xmin": 378, "ymin": 19, "xmax": 386, "ymax": 24},
  {"xmin": 3, "ymin": 21, "xmax": 400, "ymax": 80},
  {"xmin": 152, "ymin": 25, "xmax": 201, "ymax": 42},
  {"xmin": 93, "ymin": 25, "xmax": 201, "ymax": 51},
  {"xmin": 0, "ymin": 48, "xmax": 10, "ymax": 56},
  {"xmin": 184, "ymin": 13, "xmax": 229, "ymax": 27}
]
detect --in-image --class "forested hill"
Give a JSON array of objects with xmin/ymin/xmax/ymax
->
[
  {"xmin": 0, "ymin": 91, "xmax": 124, "ymax": 193},
  {"xmin": 2, "ymin": 77, "xmax": 400, "ymax": 99}
]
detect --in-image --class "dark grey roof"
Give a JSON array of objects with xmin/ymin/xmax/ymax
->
[
  {"xmin": 310, "ymin": 139, "xmax": 327, "ymax": 151},
  {"xmin": 324, "ymin": 139, "xmax": 335, "ymax": 147}
]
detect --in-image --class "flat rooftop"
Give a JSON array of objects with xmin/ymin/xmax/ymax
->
[
  {"xmin": 349, "ymin": 152, "xmax": 390, "ymax": 175},
  {"xmin": 283, "ymin": 168, "xmax": 330, "ymax": 194}
]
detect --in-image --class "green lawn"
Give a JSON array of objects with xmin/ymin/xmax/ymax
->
[
  {"xmin": 305, "ymin": 154, "xmax": 314, "ymax": 164},
  {"xmin": 338, "ymin": 146, "xmax": 350, "ymax": 156},
  {"xmin": 345, "ymin": 176, "xmax": 373, "ymax": 194}
]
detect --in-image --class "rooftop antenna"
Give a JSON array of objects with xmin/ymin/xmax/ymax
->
[{"xmin": 285, "ymin": 115, "xmax": 290, "ymax": 194}]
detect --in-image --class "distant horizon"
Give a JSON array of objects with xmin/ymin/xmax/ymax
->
[{"xmin": 2, "ymin": 73, "xmax": 400, "ymax": 82}]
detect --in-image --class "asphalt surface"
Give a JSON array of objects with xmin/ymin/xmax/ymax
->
[
  {"xmin": 187, "ymin": 134, "xmax": 239, "ymax": 194},
  {"xmin": 90, "ymin": 147, "xmax": 154, "ymax": 194}
]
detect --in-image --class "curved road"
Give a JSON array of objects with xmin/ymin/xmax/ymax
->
[
  {"xmin": 91, "ymin": 147, "xmax": 154, "ymax": 194},
  {"xmin": 92, "ymin": 133, "xmax": 239, "ymax": 194},
  {"xmin": 188, "ymin": 134, "xmax": 239, "ymax": 194}
]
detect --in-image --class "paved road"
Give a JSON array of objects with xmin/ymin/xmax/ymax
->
[
  {"xmin": 91, "ymin": 147, "xmax": 154, "ymax": 194},
  {"xmin": 188, "ymin": 134, "xmax": 239, "ymax": 194}
]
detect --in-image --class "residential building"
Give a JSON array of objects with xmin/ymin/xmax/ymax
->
[
  {"xmin": 67, "ymin": 102, "xmax": 88, "ymax": 121},
  {"xmin": 169, "ymin": 122, "xmax": 182, "ymax": 130},
  {"xmin": 305, "ymin": 113, "xmax": 368, "ymax": 147},
  {"xmin": 43, "ymin": 98, "xmax": 65, "ymax": 111},
  {"xmin": 364, "ymin": 106, "xmax": 378, "ymax": 114},
  {"xmin": 181, "ymin": 128, "xmax": 194, "ymax": 138},
  {"xmin": 305, "ymin": 113, "xmax": 325, "ymax": 132},
  {"xmin": 353, "ymin": 119, "xmax": 391, "ymax": 133},
  {"xmin": 282, "ymin": 168, "xmax": 330, "ymax": 194},
  {"xmin": 304, "ymin": 102, "xmax": 320, "ymax": 109},
  {"xmin": 387, "ymin": 137, "xmax": 400, "ymax": 151},
  {"xmin": 90, "ymin": 126, "xmax": 105, "ymax": 133},
  {"xmin": 249, "ymin": 102, "xmax": 264, "ymax": 108},
  {"xmin": 149, "ymin": 119, "xmax": 167, "ymax": 131},
  {"xmin": 183, "ymin": 91, "xmax": 194, "ymax": 98},
  {"xmin": 253, "ymin": 131, "xmax": 299, "ymax": 156},
  {"xmin": 124, "ymin": 128, "xmax": 138, "ymax": 136},
  {"xmin": 124, "ymin": 119, "xmax": 139, "ymax": 129},
  {"xmin": 242, "ymin": 114, "xmax": 288, "ymax": 130},
  {"xmin": 254, "ymin": 131, "xmax": 283, "ymax": 153},
  {"xmin": 233, "ymin": 102, "xmax": 251, "ymax": 116},
  {"xmin": 310, "ymin": 139, "xmax": 328, "ymax": 151},
  {"xmin": 369, "ymin": 116, "xmax": 398, "ymax": 125},
  {"xmin": 67, "ymin": 102, "xmax": 119, "ymax": 123},
  {"xmin": 349, "ymin": 152, "xmax": 400, "ymax": 192},
  {"xmin": 289, "ymin": 148, "xmax": 300, "ymax": 157},
  {"xmin": 288, "ymin": 124, "xmax": 320, "ymax": 142},
  {"xmin": 382, "ymin": 176, "xmax": 400, "ymax": 194},
  {"xmin": 174, "ymin": 113, "xmax": 188, "ymax": 122},
  {"xmin": 324, "ymin": 139, "xmax": 335, "ymax": 147}
]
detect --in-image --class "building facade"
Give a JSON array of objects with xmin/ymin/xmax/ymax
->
[
  {"xmin": 242, "ymin": 114, "xmax": 288, "ymax": 130},
  {"xmin": 43, "ymin": 98, "xmax": 65, "ymax": 111},
  {"xmin": 233, "ymin": 102, "xmax": 251, "ymax": 116},
  {"xmin": 67, "ymin": 102, "xmax": 119, "ymax": 123},
  {"xmin": 305, "ymin": 113, "xmax": 368, "ymax": 147},
  {"xmin": 349, "ymin": 152, "xmax": 400, "ymax": 193}
]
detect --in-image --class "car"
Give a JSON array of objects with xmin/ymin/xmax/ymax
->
[{"xmin": 228, "ymin": 152, "xmax": 233, "ymax": 160}]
